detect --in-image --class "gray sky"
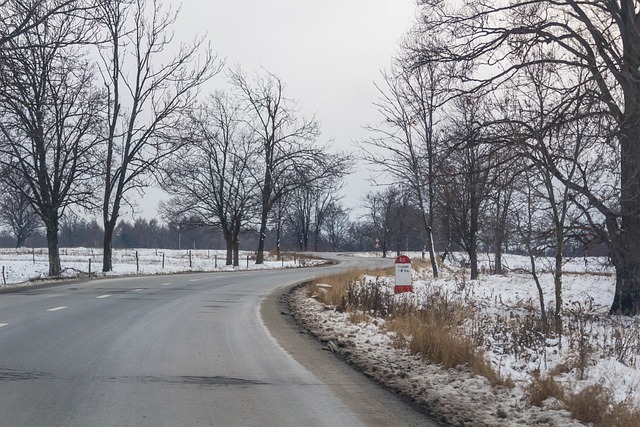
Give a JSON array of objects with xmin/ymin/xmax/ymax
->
[{"xmin": 141, "ymin": 0, "xmax": 417, "ymax": 219}]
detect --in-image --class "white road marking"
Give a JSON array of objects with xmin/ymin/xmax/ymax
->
[
  {"xmin": 132, "ymin": 289, "xmax": 144, "ymax": 292},
  {"xmin": 0, "ymin": 323, "xmax": 8, "ymax": 328},
  {"xmin": 189, "ymin": 279, "xmax": 200, "ymax": 282},
  {"xmin": 46, "ymin": 306, "xmax": 68, "ymax": 312},
  {"xmin": 161, "ymin": 283, "xmax": 171, "ymax": 286},
  {"xmin": 96, "ymin": 295, "xmax": 111, "ymax": 299}
]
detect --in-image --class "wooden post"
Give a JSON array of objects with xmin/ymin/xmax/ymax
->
[
  {"xmin": 88, "ymin": 258, "xmax": 92, "ymax": 276},
  {"xmin": 162, "ymin": 253, "xmax": 165, "ymax": 269},
  {"xmin": 136, "ymin": 251, "xmax": 139, "ymax": 272}
]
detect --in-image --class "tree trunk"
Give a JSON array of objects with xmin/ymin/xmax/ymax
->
[
  {"xmin": 46, "ymin": 222, "xmax": 61, "ymax": 277},
  {"xmin": 232, "ymin": 220, "xmax": 241, "ymax": 267},
  {"xmin": 255, "ymin": 188, "xmax": 270, "ymax": 264},
  {"xmin": 233, "ymin": 240, "xmax": 240, "ymax": 267},
  {"xmin": 469, "ymin": 201, "xmax": 479, "ymax": 280},
  {"xmin": 102, "ymin": 220, "xmax": 115, "ymax": 272},
  {"xmin": 16, "ymin": 233, "xmax": 26, "ymax": 249},
  {"xmin": 226, "ymin": 239, "xmax": 233, "ymax": 266},
  {"xmin": 609, "ymin": 107, "xmax": 640, "ymax": 315},
  {"xmin": 553, "ymin": 234, "xmax": 564, "ymax": 333}
]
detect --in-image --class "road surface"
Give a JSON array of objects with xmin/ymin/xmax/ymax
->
[{"xmin": 0, "ymin": 254, "xmax": 439, "ymax": 426}]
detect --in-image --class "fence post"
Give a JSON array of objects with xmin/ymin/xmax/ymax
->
[
  {"xmin": 2, "ymin": 266, "xmax": 6, "ymax": 285},
  {"xmin": 162, "ymin": 253, "xmax": 165, "ymax": 269},
  {"xmin": 189, "ymin": 250, "xmax": 192, "ymax": 268},
  {"xmin": 32, "ymin": 248, "xmax": 35, "ymax": 265},
  {"xmin": 88, "ymin": 258, "xmax": 92, "ymax": 276},
  {"xmin": 136, "ymin": 251, "xmax": 139, "ymax": 272},
  {"xmin": 246, "ymin": 255, "xmax": 249, "ymax": 268},
  {"xmin": 215, "ymin": 255, "xmax": 217, "ymax": 268}
]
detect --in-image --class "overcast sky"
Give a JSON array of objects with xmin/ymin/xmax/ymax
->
[{"xmin": 141, "ymin": 0, "xmax": 417, "ymax": 219}]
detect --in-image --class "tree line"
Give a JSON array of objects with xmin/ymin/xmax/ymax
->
[
  {"xmin": 357, "ymin": 0, "xmax": 640, "ymax": 317},
  {"xmin": 0, "ymin": 0, "xmax": 351, "ymax": 272}
]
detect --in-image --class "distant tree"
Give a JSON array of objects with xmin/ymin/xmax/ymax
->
[
  {"xmin": 162, "ymin": 92, "xmax": 259, "ymax": 266},
  {"xmin": 362, "ymin": 187, "xmax": 405, "ymax": 258},
  {"xmin": 0, "ymin": 184, "xmax": 41, "ymax": 247},
  {"xmin": 59, "ymin": 214, "xmax": 102, "ymax": 248},
  {"xmin": 229, "ymin": 67, "xmax": 353, "ymax": 263},
  {"xmin": 323, "ymin": 202, "xmax": 351, "ymax": 251}
]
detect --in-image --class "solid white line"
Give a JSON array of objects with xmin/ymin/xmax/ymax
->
[
  {"xmin": 96, "ymin": 295, "xmax": 111, "ymax": 299},
  {"xmin": 0, "ymin": 323, "xmax": 8, "ymax": 328},
  {"xmin": 132, "ymin": 289, "xmax": 144, "ymax": 292},
  {"xmin": 46, "ymin": 306, "xmax": 68, "ymax": 312}
]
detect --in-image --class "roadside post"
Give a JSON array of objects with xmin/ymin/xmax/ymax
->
[{"xmin": 394, "ymin": 255, "xmax": 413, "ymax": 294}]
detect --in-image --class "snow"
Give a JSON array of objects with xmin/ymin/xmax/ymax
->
[
  {"xmin": 289, "ymin": 253, "xmax": 639, "ymax": 426},
  {"xmin": 2, "ymin": 248, "xmax": 637, "ymax": 425},
  {"xmin": 0, "ymin": 247, "xmax": 320, "ymax": 287}
]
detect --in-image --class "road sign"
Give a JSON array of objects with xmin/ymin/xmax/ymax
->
[{"xmin": 394, "ymin": 255, "xmax": 413, "ymax": 294}]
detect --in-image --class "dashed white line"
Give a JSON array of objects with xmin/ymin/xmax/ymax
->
[
  {"xmin": 96, "ymin": 295, "xmax": 111, "ymax": 299},
  {"xmin": 0, "ymin": 323, "xmax": 8, "ymax": 328},
  {"xmin": 161, "ymin": 283, "xmax": 171, "ymax": 286},
  {"xmin": 46, "ymin": 306, "xmax": 68, "ymax": 312},
  {"xmin": 132, "ymin": 289, "xmax": 144, "ymax": 292},
  {"xmin": 188, "ymin": 279, "xmax": 200, "ymax": 282}
]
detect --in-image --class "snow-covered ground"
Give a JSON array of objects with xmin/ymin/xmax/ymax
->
[
  {"xmin": 2, "ymin": 248, "xmax": 637, "ymax": 425},
  {"xmin": 0, "ymin": 247, "xmax": 319, "ymax": 287},
  {"xmin": 290, "ymin": 253, "xmax": 639, "ymax": 426}
]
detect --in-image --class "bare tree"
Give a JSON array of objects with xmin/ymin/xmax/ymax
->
[
  {"xmin": 95, "ymin": 0, "xmax": 221, "ymax": 271},
  {"xmin": 161, "ymin": 92, "xmax": 259, "ymax": 266},
  {"xmin": 286, "ymin": 176, "xmax": 344, "ymax": 252},
  {"xmin": 362, "ymin": 186, "xmax": 405, "ymax": 258},
  {"xmin": 0, "ymin": 181, "xmax": 41, "ymax": 247},
  {"xmin": 0, "ymin": 5, "xmax": 101, "ymax": 276},
  {"xmin": 415, "ymin": 0, "xmax": 640, "ymax": 314},
  {"xmin": 230, "ymin": 68, "xmax": 353, "ymax": 263},
  {"xmin": 441, "ymin": 95, "xmax": 494, "ymax": 280},
  {"xmin": 0, "ymin": 0, "xmax": 91, "ymax": 46},
  {"xmin": 361, "ymin": 66, "xmax": 443, "ymax": 275},
  {"xmin": 323, "ymin": 201, "xmax": 351, "ymax": 251}
]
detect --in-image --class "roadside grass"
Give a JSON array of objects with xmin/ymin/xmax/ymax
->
[{"xmin": 307, "ymin": 266, "xmax": 640, "ymax": 426}]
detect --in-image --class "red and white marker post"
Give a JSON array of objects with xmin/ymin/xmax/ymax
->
[{"xmin": 394, "ymin": 255, "xmax": 413, "ymax": 294}]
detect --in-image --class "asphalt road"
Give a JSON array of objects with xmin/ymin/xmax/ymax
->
[{"xmin": 0, "ymin": 254, "xmax": 439, "ymax": 426}]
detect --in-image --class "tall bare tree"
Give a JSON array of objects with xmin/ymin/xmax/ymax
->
[
  {"xmin": 0, "ymin": 4, "xmax": 101, "ymax": 275},
  {"xmin": 442, "ymin": 95, "xmax": 494, "ymax": 280},
  {"xmin": 415, "ymin": 0, "xmax": 640, "ymax": 314},
  {"xmin": 361, "ymin": 62, "xmax": 446, "ymax": 276},
  {"xmin": 230, "ymin": 68, "xmax": 352, "ymax": 263},
  {"xmin": 161, "ymin": 92, "xmax": 259, "ymax": 266},
  {"xmin": 95, "ymin": 0, "xmax": 221, "ymax": 271}
]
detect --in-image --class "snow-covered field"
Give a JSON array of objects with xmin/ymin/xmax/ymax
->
[
  {"xmin": 0, "ymin": 247, "xmax": 318, "ymax": 287},
  {"xmin": 291, "ymin": 253, "xmax": 639, "ymax": 426}
]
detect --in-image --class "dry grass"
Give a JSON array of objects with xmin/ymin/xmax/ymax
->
[
  {"xmin": 566, "ymin": 384, "xmax": 611, "ymax": 426},
  {"xmin": 385, "ymin": 301, "xmax": 505, "ymax": 386},
  {"xmin": 348, "ymin": 310, "xmax": 373, "ymax": 325},
  {"xmin": 523, "ymin": 375, "xmax": 640, "ymax": 427},
  {"xmin": 524, "ymin": 373, "xmax": 565, "ymax": 407},
  {"xmin": 307, "ymin": 269, "xmax": 364, "ymax": 307},
  {"xmin": 304, "ymin": 266, "xmax": 638, "ymax": 426}
]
